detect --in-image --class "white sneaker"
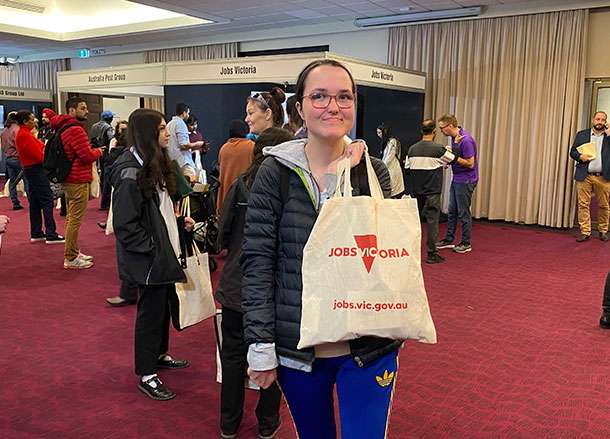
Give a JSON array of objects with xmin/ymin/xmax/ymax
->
[
  {"xmin": 63, "ymin": 257, "xmax": 93, "ymax": 269},
  {"xmin": 78, "ymin": 252, "xmax": 94, "ymax": 262}
]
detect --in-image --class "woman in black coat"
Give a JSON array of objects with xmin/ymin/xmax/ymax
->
[
  {"xmin": 216, "ymin": 127, "xmax": 295, "ymax": 439},
  {"xmin": 241, "ymin": 60, "xmax": 402, "ymax": 439},
  {"xmin": 111, "ymin": 108, "xmax": 194, "ymax": 401}
]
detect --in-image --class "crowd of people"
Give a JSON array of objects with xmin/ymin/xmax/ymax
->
[{"xmin": 1, "ymin": 57, "xmax": 609, "ymax": 439}]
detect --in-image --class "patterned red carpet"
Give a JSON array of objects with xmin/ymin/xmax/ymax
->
[{"xmin": 1, "ymin": 193, "xmax": 610, "ymax": 439}]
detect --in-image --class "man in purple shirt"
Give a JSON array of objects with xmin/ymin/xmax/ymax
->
[{"xmin": 435, "ymin": 114, "xmax": 479, "ymax": 253}]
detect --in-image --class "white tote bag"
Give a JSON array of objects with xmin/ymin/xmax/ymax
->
[
  {"xmin": 174, "ymin": 196, "xmax": 215, "ymax": 329},
  {"xmin": 175, "ymin": 244, "xmax": 215, "ymax": 329},
  {"xmin": 298, "ymin": 152, "xmax": 436, "ymax": 349}
]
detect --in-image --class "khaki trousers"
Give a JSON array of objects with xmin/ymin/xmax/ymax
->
[
  {"xmin": 576, "ymin": 175, "xmax": 610, "ymax": 235},
  {"xmin": 61, "ymin": 182, "xmax": 90, "ymax": 261}
]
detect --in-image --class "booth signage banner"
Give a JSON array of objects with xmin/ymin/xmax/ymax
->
[
  {"xmin": 0, "ymin": 87, "xmax": 52, "ymax": 102},
  {"xmin": 344, "ymin": 62, "xmax": 426, "ymax": 91},
  {"xmin": 165, "ymin": 55, "xmax": 425, "ymax": 91},
  {"xmin": 165, "ymin": 58, "xmax": 314, "ymax": 84},
  {"xmin": 57, "ymin": 65, "xmax": 164, "ymax": 89}
]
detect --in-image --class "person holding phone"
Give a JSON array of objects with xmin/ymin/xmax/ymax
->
[{"xmin": 569, "ymin": 110, "xmax": 610, "ymax": 242}]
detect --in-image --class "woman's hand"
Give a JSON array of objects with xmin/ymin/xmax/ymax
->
[
  {"xmin": 184, "ymin": 216, "xmax": 195, "ymax": 232},
  {"xmin": 326, "ymin": 141, "xmax": 366, "ymax": 174},
  {"xmin": 248, "ymin": 367, "xmax": 277, "ymax": 389}
]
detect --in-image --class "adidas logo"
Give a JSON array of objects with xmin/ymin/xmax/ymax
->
[{"xmin": 376, "ymin": 370, "xmax": 394, "ymax": 387}]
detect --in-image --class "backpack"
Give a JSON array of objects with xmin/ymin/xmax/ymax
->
[{"xmin": 43, "ymin": 124, "xmax": 77, "ymax": 183}]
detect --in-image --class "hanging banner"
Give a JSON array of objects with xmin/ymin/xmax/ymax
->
[{"xmin": 0, "ymin": 87, "xmax": 52, "ymax": 102}]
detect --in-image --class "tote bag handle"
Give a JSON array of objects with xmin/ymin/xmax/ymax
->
[
  {"xmin": 333, "ymin": 150, "xmax": 385, "ymax": 201},
  {"xmin": 334, "ymin": 156, "xmax": 352, "ymax": 198}
]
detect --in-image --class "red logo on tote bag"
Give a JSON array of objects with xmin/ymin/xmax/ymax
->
[{"xmin": 327, "ymin": 234, "xmax": 409, "ymax": 273}]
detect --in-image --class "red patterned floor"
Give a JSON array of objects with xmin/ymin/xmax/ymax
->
[{"xmin": 1, "ymin": 193, "xmax": 610, "ymax": 438}]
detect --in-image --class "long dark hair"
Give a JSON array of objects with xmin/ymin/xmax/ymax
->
[
  {"xmin": 247, "ymin": 87, "xmax": 286, "ymax": 127},
  {"xmin": 378, "ymin": 122, "xmax": 390, "ymax": 154},
  {"xmin": 127, "ymin": 109, "xmax": 176, "ymax": 200},
  {"xmin": 244, "ymin": 127, "xmax": 295, "ymax": 189}
]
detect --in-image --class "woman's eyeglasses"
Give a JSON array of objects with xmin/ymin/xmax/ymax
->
[{"xmin": 301, "ymin": 92, "xmax": 355, "ymax": 109}]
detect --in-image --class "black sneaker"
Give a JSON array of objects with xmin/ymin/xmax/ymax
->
[
  {"xmin": 259, "ymin": 419, "xmax": 282, "ymax": 439},
  {"xmin": 425, "ymin": 254, "xmax": 446, "ymax": 264},
  {"xmin": 31, "ymin": 234, "xmax": 46, "ymax": 242},
  {"xmin": 436, "ymin": 239, "xmax": 454, "ymax": 249},
  {"xmin": 45, "ymin": 235, "xmax": 65, "ymax": 244},
  {"xmin": 138, "ymin": 376, "xmax": 176, "ymax": 401},
  {"xmin": 453, "ymin": 243, "xmax": 472, "ymax": 253}
]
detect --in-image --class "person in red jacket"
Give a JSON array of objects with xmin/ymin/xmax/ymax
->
[
  {"xmin": 50, "ymin": 97, "xmax": 104, "ymax": 269},
  {"xmin": 14, "ymin": 110, "xmax": 64, "ymax": 244}
]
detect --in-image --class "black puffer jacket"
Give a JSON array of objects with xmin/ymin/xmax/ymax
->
[
  {"xmin": 110, "ymin": 149, "xmax": 186, "ymax": 286},
  {"xmin": 215, "ymin": 174, "xmax": 249, "ymax": 312},
  {"xmin": 242, "ymin": 140, "xmax": 403, "ymax": 368}
]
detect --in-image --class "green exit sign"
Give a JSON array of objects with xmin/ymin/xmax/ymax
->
[{"xmin": 77, "ymin": 49, "xmax": 90, "ymax": 58}]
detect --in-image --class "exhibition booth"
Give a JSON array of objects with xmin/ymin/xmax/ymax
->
[{"xmin": 56, "ymin": 52, "xmax": 426, "ymax": 172}]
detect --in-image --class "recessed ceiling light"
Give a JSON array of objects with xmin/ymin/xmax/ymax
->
[{"xmin": 399, "ymin": 7, "xmax": 412, "ymax": 12}]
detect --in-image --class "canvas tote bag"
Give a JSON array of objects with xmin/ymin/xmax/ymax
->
[
  {"xmin": 298, "ymin": 152, "xmax": 436, "ymax": 349},
  {"xmin": 174, "ymin": 244, "xmax": 215, "ymax": 329},
  {"xmin": 89, "ymin": 162, "xmax": 100, "ymax": 199},
  {"xmin": 173, "ymin": 195, "xmax": 215, "ymax": 329}
]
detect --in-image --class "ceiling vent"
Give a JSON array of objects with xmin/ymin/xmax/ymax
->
[{"xmin": 0, "ymin": 0, "xmax": 45, "ymax": 14}]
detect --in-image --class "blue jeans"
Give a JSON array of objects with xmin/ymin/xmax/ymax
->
[
  {"xmin": 5, "ymin": 156, "xmax": 28, "ymax": 207},
  {"xmin": 23, "ymin": 165, "xmax": 57, "ymax": 239},
  {"xmin": 277, "ymin": 349, "xmax": 399, "ymax": 439},
  {"xmin": 445, "ymin": 181, "xmax": 477, "ymax": 245}
]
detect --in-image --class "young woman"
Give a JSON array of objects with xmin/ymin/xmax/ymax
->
[
  {"xmin": 245, "ymin": 87, "xmax": 286, "ymax": 139},
  {"xmin": 241, "ymin": 60, "xmax": 402, "ymax": 439},
  {"xmin": 14, "ymin": 110, "xmax": 63, "ymax": 244},
  {"xmin": 111, "ymin": 108, "xmax": 194, "ymax": 401},
  {"xmin": 216, "ymin": 127, "xmax": 295, "ymax": 439},
  {"xmin": 377, "ymin": 123, "xmax": 405, "ymax": 197},
  {"xmin": 108, "ymin": 119, "xmax": 128, "ymax": 151}
]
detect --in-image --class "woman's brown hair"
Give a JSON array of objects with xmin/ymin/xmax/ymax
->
[
  {"xmin": 247, "ymin": 87, "xmax": 286, "ymax": 127},
  {"xmin": 294, "ymin": 59, "xmax": 356, "ymax": 106}
]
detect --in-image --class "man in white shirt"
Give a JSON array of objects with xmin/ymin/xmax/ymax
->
[
  {"xmin": 167, "ymin": 103, "xmax": 204, "ymax": 179},
  {"xmin": 570, "ymin": 111, "xmax": 610, "ymax": 242}
]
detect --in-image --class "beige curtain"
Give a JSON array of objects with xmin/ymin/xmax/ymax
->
[
  {"xmin": 143, "ymin": 42, "xmax": 238, "ymax": 63},
  {"xmin": 0, "ymin": 59, "xmax": 68, "ymax": 97},
  {"xmin": 389, "ymin": 10, "xmax": 588, "ymax": 227},
  {"xmin": 142, "ymin": 97, "xmax": 164, "ymax": 113}
]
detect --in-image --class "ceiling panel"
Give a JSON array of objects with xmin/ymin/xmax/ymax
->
[{"xmin": 0, "ymin": 0, "xmax": 587, "ymax": 61}]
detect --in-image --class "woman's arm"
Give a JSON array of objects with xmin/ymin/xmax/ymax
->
[{"xmin": 241, "ymin": 159, "xmax": 284, "ymax": 374}]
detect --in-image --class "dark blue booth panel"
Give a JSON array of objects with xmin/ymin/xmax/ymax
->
[
  {"xmin": 164, "ymin": 83, "xmax": 286, "ymax": 172},
  {"xmin": 356, "ymin": 85, "xmax": 425, "ymax": 159},
  {"xmin": 164, "ymin": 83, "xmax": 425, "ymax": 175}
]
